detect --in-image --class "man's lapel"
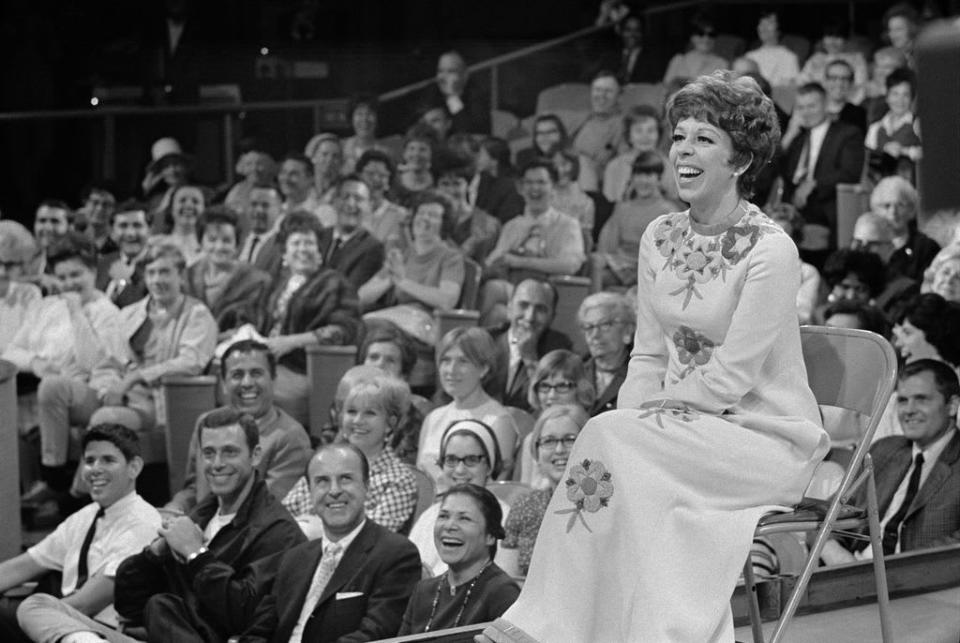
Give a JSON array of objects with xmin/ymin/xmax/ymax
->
[{"xmin": 315, "ymin": 521, "xmax": 376, "ymax": 607}]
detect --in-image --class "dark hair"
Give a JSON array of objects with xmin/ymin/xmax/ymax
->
[
  {"xmin": 221, "ymin": 339, "xmax": 277, "ymax": 379},
  {"xmin": 277, "ymin": 210, "xmax": 324, "ymax": 247},
  {"xmin": 109, "ymin": 199, "xmax": 151, "ymax": 227},
  {"xmin": 359, "ymin": 321, "xmax": 418, "ymax": 378},
  {"xmin": 521, "ymin": 159, "xmax": 559, "ymax": 184},
  {"xmin": 689, "ymin": 10, "xmax": 718, "ymax": 37},
  {"xmin": 403, "ymin": 124, "xmax": 439, "ymax": 156},
  {"xmin": 825, "ymin": 59, "xmax": 855, "ymax": 79},
  {"xmin": 348, "ymin": 94, "xmax": 379, "ymax": 119},
  {"xmin": 47, "ymin": 231, "xmax": 97, "ymax": 271},
  {"xmin": 591, "ymin": 69, "xmax": 620, "ymax": 86},
  {"xmin": 512, "ymin": 278, "xmax": 560, "ymax": 311},
  {"xmin": 83, "ymin": 423, "xmax": 142, "ymax": 461},
  {"xmin": 333, "ymin": 173, "xmax": 371, "ymax": 197},
  {"xmin": 196, "ymin": 204, "xmax": 240, "ymax": 243},
  {"xmin": 797, "ymin": 82, "xmax": 827, "ymax": 99},
  {"xmin": 822, "ymin": 248, "xmax": 887, "ymax": 298},
  {"xmin": 899, "ymin": 358, "xmax": 960, "ymax": 401},
  {"xmin": 356, "ymin": 149, "xmax": 396, "ymax": 182},
  {"xmin": 39, "ymin": 198, "xmax": 71, "ymax": 214},
  {"xmin": 439, "ymin": 419, "xmax": 504, "ymax": 479},
  {"xmin": 411, "ymin": 191, "xmax": 455, "ymax": 240},
  {"xmin": 667, "ymin": 71, "xmax": 780, "ymax": 199},
  {"xmin": 433, "ymin": 149, "xmax": 475, "ymax": 182},
  {"xmin": 883, "ymin": 2, "xmax": 920, "ymax": 28},
  {"xmin": 311, "ymin": 442, "xmax": 371, "ymax": 486},
  {"xmin": 198, "ymin": 407, "xmax": 260, "ymax": 452},
  {"xmin": 885, "ymin": 67, "xmax": 917, "ymax": 95},
  {"xmin": 281, "ymin": 152, "xmax": 314, "ymax": 176},
  {"xmin": 527, "ymin": 349, "xmax": 596, "ymax": 413},
  {"xmin": 631, "ymin": 150, "xmax": 665, "ymax": 176},
  {"xmin": 480, "ymin": 137, "xmax": 514, "ymax": 175},
  {"xmin": 533, "ymin": 114, "xmax": 569, "ymax": 154},
  {"xmin": 822, "ymin": 18, "xmax": 849, "ymax": 38},
  {"xmin": 623, "ymin": 104, "xmax": 663, "ymax": 147},
  {"xmin": 765, "ymin": 202, "xmax": 805, "ymax": 244},
  {"xmin": 81, "ymin": 183, "xmax": 118, "ymax": 204},
  {"xmin": 441, "ymin": 483, "xmax": 505, "ymax": 558},
  {"xmin": 897, "ymin": 293, "xmax": 960, "ymax": 366},
  {"xmin": 552, "ymin": 148, "xmax": 581, "ymax": 182},
  {"xmin": 823, "ymin": 299, "xmax": 890, "ymax": 337}
]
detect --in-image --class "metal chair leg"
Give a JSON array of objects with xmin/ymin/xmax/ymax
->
[
  {"xmin": 864, "ymin": 462, "xmax": 895, "ymax": 642},
  {"xmin": 743, "ymin": 558, "xmax": 765, "ymax": 643}
]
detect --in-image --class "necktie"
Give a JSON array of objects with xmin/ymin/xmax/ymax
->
[
  {"xmin": 326, "ymin": 236, "xmax": 343, "ymax": 265},
  {"xmin": 245, "ymin": 234, "xmax": 261, "ymax": 263},
  {"xmin": 75, "ymin": 507, "xmax": 106, "ymax": 589},
  {"xmin": 792, "ymin": 131, "xmax": 811, "ymax": 185},
  {"xmin": 882, "ymin": 452, "xmax": 924, "ymax": 555},
  {"xmin": 291, "ymin": 542, "xmax": 344, "ymax": 643}
]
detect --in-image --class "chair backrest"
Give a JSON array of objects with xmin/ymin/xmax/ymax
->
[
  {"xmin": 0, "ymin": 360, "xmax": 21, "ymax": 559},
  {"xmin": 621, "ymin": 83, "xmax": 666, "ymax": 110},
  {"xmin": 434, "ymin": 309, "xmax": 480, "ymax": 348},
  {"xmin": 458, "ymin": 258, "xmax": 482, "ymax": 310},
  {"xmin": 781, "ymin": 34, "xmax": 812, "ymax": 66},
  {"xmin": 307, "ymin": 345, "xmax": 358, "ymax": 439},
  {"xmin": 800, "ymin": 326, "xmax": 897, "ymax": 501},
  {"xmin": 487, "ymin": 480, "xmax": 533, "ymax": 507},
  {"xmin": 836, "ymin": 183, "xmax": 871, "ymax": 249},
  {"xmin": 403, "ymin": 464, "xmax": 437, "ymax": 535},
  {"xmin": 536, "ymin": 83, "xmax": 591, "ymax": 115},
  {"xmin": 549, "ymin": 275, "xmax": 591, "ymax": 356},
  {"xmin": 771, "ymin": 84, "xmax": 797, "ymax": 114},
  {"xmin": 161, "ymin": 374, "xmax": 219, "ymax": 494},
  {"xmin": 713, "ymin": 33, "xmax": 747, "ymax": 62},
  {"xmin": 491, "ymin": 109, "xmax": 519, "ymax": 140}
]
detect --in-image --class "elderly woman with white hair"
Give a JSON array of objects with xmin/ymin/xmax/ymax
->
[
  {"xmin": 578, "ymin": 292, "xmax": 635, "ymax": 415},
  {"xmin": 870, "ymin": 175, "xmax": 940, "ymax": 281},
  {"xmin": 0, "ymin": 220, "xmax": 41, "ymax": 352},
  {"xmin": 922, "ymin": 244, "xmax": 960, "ymax": 304}
]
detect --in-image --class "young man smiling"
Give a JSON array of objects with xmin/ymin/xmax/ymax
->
[{"xmin": 3, "ymin": 425, "xmax": 160, "ymax": 643}]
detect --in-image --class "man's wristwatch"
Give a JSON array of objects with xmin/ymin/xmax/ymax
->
[{"xmin": 185, "ymin": 546, "xmax": 209, "ymax": 563}]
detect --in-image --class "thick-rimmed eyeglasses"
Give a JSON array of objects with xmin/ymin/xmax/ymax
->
[
  {"xmin": 440, "ymin": 454, "xmax": 487, "ymax": 468},
  {"xmin": 536, "ymin": 381, "xmax": 575, "ymax": 394},
  {"xmin": 537, "ymin": 435, "xmax": 578, "ymax": 450},
  {"xmin": 580, "ymin": 319, "xmax": 621, "ymax": 335}
]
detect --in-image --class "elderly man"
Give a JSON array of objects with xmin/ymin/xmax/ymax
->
[
  {"xmin": 869, "ymin": 176, "xmax": 940, "ymax": 282},
  {"xmin": 167, "ymin": 340, "xmax": 310, "ymax": 514},
  {"xmin": 5, "ymin": 425, "xmax": 160, "ymax": 643},
  {"xmin": 571, "ymin": 70, "xmax": 624, "ymax": 188},
  {"xmin": 317, "ymin": 175, "xmax": 384, "ymax": 291},
  {"xmin": 95, "ymin": 201, "xmax": 152, "ymax": 307},
  {"xmin": 822, "ymin": 359, "xmax": 960, "ymax": 564},
  {"xmin": 305, "ymin": 133, "xmax": 343, "ymax": 209},
  {"xmin": 115, "ymin": 408, "xmax": 305, "ymax": 641},
  {"xmin": 0, "ymin": 221, "xmax": 41, "ymax": 352},
  {"xmin": 487, "ymin": 279, "xmax": 573, "ymax": 411},
  {"xmin": 235, "ymin": 443, "xmax": 421, "ymax": 642},
  {"xmin": 823, "ymin": 60, "xmax": 867, "ymax": 134},
  {"xmin": 578, "ymin": 292, "xmax": 635, "ymax": 416},
  {"xmin": 423, "ymin": 50, "xmax": 490, "ymax": 136}
]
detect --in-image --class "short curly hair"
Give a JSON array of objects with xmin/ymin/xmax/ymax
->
[
  {"xmin": 666, "ymin": 70, "xmax": 781, "ymax": 199},
  {"xmin": 822, "ymin": 248, "xmax": 887, "ymax": 298}
]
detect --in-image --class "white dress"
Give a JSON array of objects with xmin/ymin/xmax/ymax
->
[{"xmin": 485, "ymin": 204, "xmax": 829, "ymax": 642}]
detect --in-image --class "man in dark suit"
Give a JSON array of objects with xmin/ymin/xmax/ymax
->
[
  {"xmin": 487, "ymin": 279, "xmax": 572, "ymax": 411},
  {"xmin": 95, "ymin": 202, "xmax": 152, "ymax": 307},
  {"xmin": 474, "ymin": 171, "xmax": 524, "ymax": 225},
  {"xmin": 317, "ymin": 176, "xmax": 384, "ymax": 292},
  {"xmin": 824, "ymin": 60, "xmax": 867, "ymax": 134},
  {"xmin": 578, "ymin": 292, "xmax": 634, "ymax": 416},
  {"xmin": 822, "ymin": 359, "xmax": 960, "ymax": 564},
  {"xmin": 235, "ymin": 443, "xmax": 421, "ymax": 643},
  {"xmin": 426, "ymin": 51, "xmax": 491, "ymax": 136},
  {"xmin": 780, "ymin": 82, "xmax": 865, "ymax": 270},
  {"xmin": 598, "ymin": 15, "xmax": 664, "ymax": 85}
]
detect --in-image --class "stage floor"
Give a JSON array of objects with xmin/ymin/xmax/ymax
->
[{"xmin": 734, "ymin": 586, "xmax": 960, "ymax": 643}]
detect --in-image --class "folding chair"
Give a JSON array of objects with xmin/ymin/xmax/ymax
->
[
  {"xmin": 307, "ymin": 345, "xmax": 358, "ymax": 440},
  {"xmin": 836, "ymin": 183, "xmax": 871, "ymax": 248},
  {"xmin": 743, "ymin": 326, "xmax": 897, "ymax": 642},
  {"xmin": 549, "ymin": 275, "xmax": 591, "ymax": 356},
  {"xmin": 487, "ymin": 480, "xmax": 533, "ymax": 507}
]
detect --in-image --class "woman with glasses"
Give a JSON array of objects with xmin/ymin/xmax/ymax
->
[
  {"xmin": 356, "ymin": 150, "xmax": 411, "ymax": 249},
  {"xmin": 663, "ymin": 12, "xmax": 728, "ymax": 84},
  {"xmin": 497, "ymin": 404, "xmax": 589, "ymax": 577},
  {"xmin": 578, "ymin": 293, "xmax": 635, "ymax": 415},
  {"xmin": 417, "ymin": 327, "xmax": 520, "ymax": 483},
  {"xmin": 408, "ymin": 419, "xmax": 511, "ymax": 575}
]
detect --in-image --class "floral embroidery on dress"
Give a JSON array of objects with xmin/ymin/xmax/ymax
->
[
  {"xmin": 673, "ymin": 325, "xmax": 718, "ymax": 379},
  {"xmin": 556, "ymin": 459, "xmax": 614, "ymax": 533},
  {"xmin": 636, "ymin": 402, "xmax": 699, "ymax": 428}
]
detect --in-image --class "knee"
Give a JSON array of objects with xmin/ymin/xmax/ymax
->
[
  {"xmin": 37, "ymin": 377, "xmax": 71, "ymax": 405},
  {"xmin": 144, "ymin": 593, "xmax": 183, "ymax": 632},
  {"xmin": 16, "ymin": 592, "xmax": 59, "ymax": 627},
  {"xmin": 89, "ymin": 406, "xmax": 143, "ymax": 431}
]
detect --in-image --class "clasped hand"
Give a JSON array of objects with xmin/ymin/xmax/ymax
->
[{"xmin": 158, "ymin": 515, "xmax": 205, "ymax": 561}]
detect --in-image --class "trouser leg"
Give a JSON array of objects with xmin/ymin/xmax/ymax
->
[
  {"xmin": 37, "ymin": 377, "xmax": 100, "ymax": 467},
  {"xmin": 143, "ymin": 594, "xmax": 221, "ymax": 643},
  {"xmin": 17, "ymin": 594, "xmax": 142, "ymax": 643}
]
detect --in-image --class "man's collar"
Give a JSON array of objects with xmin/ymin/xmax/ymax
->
[
  {"xmin": 322, "ymin": 518, "xmax": 367, "ymax": 550},
  {"xmin": 98, "ymin": 489, "xmax": 139, "ymax": 515}
]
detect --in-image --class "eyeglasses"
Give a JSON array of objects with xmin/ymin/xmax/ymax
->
[
  {"xmin": 536, "ymin": 381, "xmax": 575, "ymax": 394},
  {"xmin": 440, "ymin": 454, "xmax": 487, "ymax": 468},
  {"xmin": 580, "ymin": 319, "xmax": 621, "ymax": 335},
  {"xmin": 825, "ymin": 74, "xmax": 853, "ymax": 82},
  {"xmin": 537, "ymin": 435, "xmax": 578, "ymax": 450}
]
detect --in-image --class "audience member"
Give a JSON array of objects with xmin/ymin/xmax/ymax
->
[
  {"xmin": 78, "ymin": 184, "xmax": 118, "ymax": 255},
  {"xmin": 768, "ymin": 203, "xmax": 821, "ymax": 323},
  {"xmin": 822, "ymin": 298, "xmax": 890, "ymax": 336},
  {"xmin": 278, "ymin": 154, "xmax": 325, "ymax": 222},
  {"xmin": 821, "ymin": 359, "xmax": 959, "ymax": 564},
  {"xmin": 408, "ymin": 419, "xmax": 509, "ymax": 575},
  {"xmin": 224, "ymin": 151, "xmax": 276, "ymax": 221},
  {"xmin": 822, "ymin": 60, "xmax": 867, "ymax": 133},
  {"xmin": 570, "ymin": 70, "xmax": 623, "ymax": 188},
  {"xmin": 602, "ymin": 15, "xmax": 662, "ymax": 84},
  {"xmin": 399, "ymin": 483, "xmax": 519, "ymax": 634},
  {"xmin": 922, "ymin": 244, "xmax": 960, "ymax": 304},
  {"xmin": 514, "ymin": 114, "xmax": 566, "ymax": 171},
  {"xmin": 663, "ymin": 12, "xmax": 728, "ymax": 84},
  {"xmin": 32, "ymin": 243, "xmax": 217, "ymax": 507},
  {"xmin": 418, "ymin": 327, "xmax": 520, "ymax": 484},
  {"xmin": 153, "ymin": 185, "xmax": 205, "ymax": 266},
  {"xmin": 892, "ymin": 293, "xmax": 960, "ymax": 367},
  {"xmin": 498, "ymin": 404, "xmax": 589, "ymax": 577},
  {"xmin": 486, "ymin": 279, "xmax": 573, "ymax": 411},
  {"xmin": 304, "ymin": 133, "xmax": 344, "ymax": 209},
  {"xmin": 1, "ymin": 425, "xmax": 160, "ymax": 642},
  {"xmin": 256, "ymin": 211, "xmax": 360, "ymax": 426},
  {"xmin": 113, "ymin": 408, "xmax": 305, "ymax": 640},
  {"xmin": 865, "ymin": 68, "xmax": 922, "ymax": 184},
  {"xmin": 745, "ymin": 10, "xmax": 800, "ymax": 86},
  {"xmin": 235, "ymin": 443, "xmax": 421, "ymax": 642},
  {"xmin": 167, "ymin": 340, "xmax": 310, "ymax": 514},
  {"xmin": 317, "ymin": 175, "xmax": 385, "ymax": 292},
  {"xmin": 184, "ymin": 206, "xmax": 271, "ymax": 336},
  {"xmin": 779, "ymin": 82, "xmax": 865, "ymax": 269},
  {"xmin": 864, "ymin": 46, "xmax": 908, "ymax": 123},
  {"xmin": 798, "ymin": 19, "xmax": 869, "ymax": 105},
  {"xmin": 602, "ymin": 104, "xmax": 673, "ymax": 203},
  {"xmin": 419, "ymin": 104, "xmax": 454, "ymax": 144},
  {"xmin": 30, "ymin": 200, "xmax": 72, "ymax": 291},
  {"xmin": 241, "ymin": 184, "xmax": 283, "ymax": 268},
  {"xmin": 883, "ymin": 2, "xmax": 920, "ymax": 68},
  {"xmin": 476, "ymin": 137, "xmax": 515, "ymax": 179},
  {"xmin": 851, "ymin": 212, "xmax": 918, "ymax": 317},
  {"xmin": 550, "ymin": 149, "xmax": 595, "ymax": 249},
  {"xmin": 359, "ymin": 192, "xmax": 464, "ymax": 312},
  {"xmin": 0, "ymin": 221, "xmax": 41, "ymax": 352},
  {"xmin": 140, "ymin": 138, "xmax": 191, "ymax": 224},
  {"xmin": 820, "ymin": 248, "xmax": 887, "ymax": 311},
  {"xmin": 434, "ymin": 151, "xmax": 501, "ymax": 263},
  {"xmin": 395, "ymin": 127, "xmax": 437, "ymax": 208},
  {"xmin": 428, "ymin": 50, "xmax": 490, "ymax": 136},
  {"xmin": 356, "ymin": 150, "xmax": 411, "ymax": 247},
  {"xmin": 579, "ymin": 292, "xmax": 634, "ymax": 415},
  {"xmin": 596, "ymin": 150, "xmax": 677, "ymax": 288},
  {"xmin": 96, "ymin": 202, "xmax": 152, "ymax": 307},
  {"xmin": 870, "ymin": 175, "xmax": 940, "ymax": 282},
  {"xmin": 472, "ymin": 138, "xmax": 524, "ymax": 224},
  {"xmin": 342, "ymin": 96, "xmax": 387, "ymax": 174}
]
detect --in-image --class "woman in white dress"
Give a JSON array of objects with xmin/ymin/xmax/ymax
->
[{"xmin": 482, "ymin": 71, "xmax": 829, "ymax": 642}]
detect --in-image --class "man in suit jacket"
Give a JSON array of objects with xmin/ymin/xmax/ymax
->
[
  {"xmin": 317, "ymin": 176, "xmax": 384, "ymax": 292},
  {"xmin": 95, "ymin": 203, "xmax": 152, "ymax": 307},
  {"xmin": 578, "ymin": 292, "xmax": 634, "ymax": 416},
  {"xmin": 236, "ymin": 443, "xmax": 421, "ymax": 643},
  {"xmin": 780, "ymin": 82, "xmax": 865, "ymax": 269},
  {"xmin": 824, "ymin": 60, "xmax": 868, "ymax": 134},
  {"xmin": 822, "ymin": 359, "xmax": 960, "ymax": 564},
  {"xmin": 474, "ymin": 171, "xmax": 524, "ymax": 225},
  {"xmin": 487, "ymin": 279, "xmax": 572, "ymax": 411}
]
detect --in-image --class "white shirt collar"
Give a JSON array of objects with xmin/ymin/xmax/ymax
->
[
  {"xmin": 914, "ymin": 426, "xmax": 957, "ymax": 467},
  {"xmin": 321, "ymin": 518, "xmax": 366, "ymax": 553}
]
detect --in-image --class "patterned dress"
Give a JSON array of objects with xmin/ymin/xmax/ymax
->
[{"xmin": 485, "ymin": 204, "xmax": 829, "ymax": 642}]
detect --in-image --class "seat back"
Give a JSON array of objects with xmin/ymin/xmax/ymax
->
[
  {"xmin": 458, "ymin": 258, "xmax": 482, "ymax": 310},
  {"xmin": 487, "ymin": 480, "xmax": 533, "ymax": 507},
  {"xmin": 549, "ymin": 275, "xmax": 591, "ymax": 355},
  {"xmin": 536, "ymin": 83, "xmax": 591, "ymax": 114},
  {"xmin": 307, "ymin": 345, "xmax": 358, "ymax": 439},
  {"xmin": 162, "ymin": 375, "xmax": 218, "ymax": 494},
  {"xmin": 621, "ymin": 83, "xmax": 666, "ymax": 110},
  {"xmin": 434, "ymin": 309, "xmax": 480, "ymax": 348},
  {"xmin": 402, "ymin": 464, "xmax": 437, "ymax": 535},
  {"xmin": 0, "ymin": 360, "xmax": 21, "ymax": 559},
  {"xmin": 836, "ymin": 183, "xmax": 871, "ymax": 249}
]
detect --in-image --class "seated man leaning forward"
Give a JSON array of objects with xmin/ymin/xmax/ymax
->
[
  {"xmin": 34, "ymin": 242, "xmax": 217, "ymax": 498},
  {"xmin": 113, "ymin": 408, "xmax": 305, "ymax": 641},
  {"xmin": 4, "ymin": 425, "xmax": 160, "ymax": 643},
  {"xmin": 166, "ymin": 339, "xmax": 311, "ymax": 514},
  {"xmin": 233, "ymin": 443, "xmax": 422, "ymax": 643}
]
